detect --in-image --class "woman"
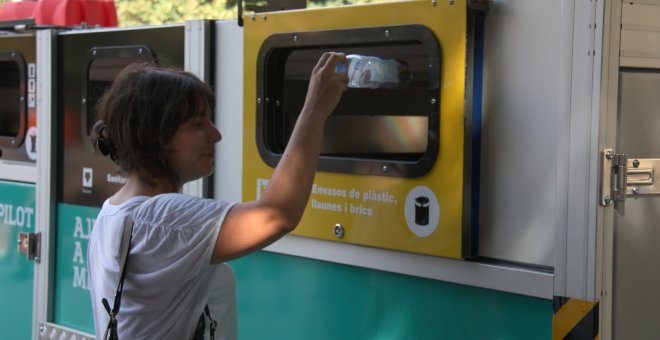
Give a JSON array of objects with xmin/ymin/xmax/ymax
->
[{"xmin": 88, "ymin": 52, "xmax": 348, "ymax": 339}]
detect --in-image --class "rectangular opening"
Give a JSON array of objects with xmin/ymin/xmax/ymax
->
[
  {"xmin": 257, "ymin": 25, "xmax": 441, "ymax": 177},
  {"xmin": 84, "ymin": 46, "xmax": 155, "ymax": 139},
  {"xmin": 0, "ymin": 51, "xmax": 26, "ymax": 147}
]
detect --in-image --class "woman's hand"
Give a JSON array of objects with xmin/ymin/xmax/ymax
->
[{"xmin": 301, "ymin": 52, "xmax": 349, "ymax": 121}]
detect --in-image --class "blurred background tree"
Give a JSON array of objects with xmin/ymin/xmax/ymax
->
[
  {"xmin": 115, "ymin": 0, "xmax": 390, "ymax": 26},
  {"xmin": 0, "ymin": 0, "xmax": 391, "ymax": 27}
]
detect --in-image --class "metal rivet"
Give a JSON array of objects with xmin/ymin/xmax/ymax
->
[
  {"xmin": 257, "ymin": 98, "xmax": 262, "ymax": 104},
  {"xmin": 138, "ymin": 48, "xmax": 144, "ymax": 54},
  {"xmin": 604, "ymin": 196, "xmax": 612, "ymax": 204},
  {"xmin": 382, "ymin": 165, "xmax": 389, "ymax": 172},
  {"xmin": 82, "ymin": 98, "xmax": 87, "ymax": 104},
  {"xmin": 432, "ymin": 0, "xmax": 437, "ymax": 5},
  {"xmin": 632, "ymin": 186, "xmax": 640, "ymax": 194},
  {"xmin": 430, "ymin": 98, "xmax": 437, "ymax": 105},
  {"xmin": 606, "ymin": 151, "xmax": 613, "ymax": 159},
  {"xmin": 384, "ymin": 29, "xmax": 390, "ymax": 38},
  {"xmin": 448, "ymin": 0, "xmax": 454, "ymax": 4},
  {"xmin": 632, "ymin": 159, "xmax": 640, "ymax": 168},
  {"xmin": 333, "ymin": 224, "xmax": 345, "ymax": 239},
  {"xmin": 275, "ymin": 100, "xmax": 281, "ymax": 107},
  {"xmin": 92, "ymin": 50, "xmax": 97, "ymax": 56},
  {"xmin": 293, "ymin": 35, "xmax": 299, "ymax": 42}
]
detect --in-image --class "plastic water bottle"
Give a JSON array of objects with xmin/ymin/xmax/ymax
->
[{"xmin": 335, "ymin": 54, "xmax": 410, "ymax": 89}]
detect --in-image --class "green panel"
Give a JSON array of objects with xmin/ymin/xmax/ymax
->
[
  {"xmin": 53, "ymin": 203, "xmax": 100, "ymax": 334},
  {"xmin": 0, "ymin": 180, "xmax": 35, "ymax": 340},
  {"xmin": 231, "ymin": 252, "xmax": 552, "ymax": 340}
]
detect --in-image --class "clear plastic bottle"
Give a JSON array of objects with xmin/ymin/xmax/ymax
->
[{"xmin": 335, "ymin": 54, "xmax": 410, "ymax": 89}]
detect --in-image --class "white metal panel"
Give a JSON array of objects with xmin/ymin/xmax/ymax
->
[
  {"xmin": 541, "ymin": 0, "xmax": 604, "ymax": 301},
  {"xmin": 33, "ymin": 30, "xmax": 56, "ymax": 340},
  {"xmin": 561, "ymin": 0, "xmax": 602, "ymax": 302},
  {"xmin": 620, "ymin": 2, "xmax": 660, "ymax": 68},
  {"xmin": 612, "ymin": 70, "xmax": 660, "ymax": 339},
  {"xmin": 597, "ymin": 1, "xmax": 623, "ymax": 337},
  {"xmin": 0, "ymin": 163, "xmax": 36, "ymax": 183},
  {"xmin": 266, "ymin": 235, "xmax": 554, "ymax": 299},
  {"xmin": 476, "ymin": 0, "xmax": 602, "ymax": 300},
  {"xmin": 213, "ymin": 20, "xmax": 244, "ymax": 203},
  {"xmin": 478, "ymin": 0, "xmax": 565, "ymax": 267},
  {"xmin": 183, "ymin": 20, "xmax": 212, "ymax": 198}
]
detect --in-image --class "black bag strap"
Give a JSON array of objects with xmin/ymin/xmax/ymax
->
[
  {"xmin": 193, "ymin": 304, "xmax": 218, "ymax": 340},
  {"xmin": 205, "ymin": 304, "xmax": 217, "ymax": 340},
  {"xmin": 101, "ymin": 208, "xmax": 138, "ymax": 340}
]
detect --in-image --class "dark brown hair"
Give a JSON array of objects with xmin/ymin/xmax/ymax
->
[{"xmin": 90, "ymin": 62, "xmax": 215, "ymax": 187}]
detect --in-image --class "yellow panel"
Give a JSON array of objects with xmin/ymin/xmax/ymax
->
[{"xmin": 243, "ymin": 0, "xmax": 467, "ymax": 258}]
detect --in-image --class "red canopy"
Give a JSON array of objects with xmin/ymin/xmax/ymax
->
[{"xmin": 0, "ymin": 0, "xmax": 118, "ymax": 27}]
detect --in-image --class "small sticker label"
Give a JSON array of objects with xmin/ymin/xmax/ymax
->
[
  {"xmin": 25, "ymin": 127, "xmax": 37, "ymax": 160},
  {"xmin": 404, "ymin": 185, "xmax": 440, "ymax": 238},
  {"xmin": 28, "ymin": 63, "xmax": 36, "ymax": 78},
  {"xmin": 82, "ymin": 168, "xmax": 93, "ymax": 189}
]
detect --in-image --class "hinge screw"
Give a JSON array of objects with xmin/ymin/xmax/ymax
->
[
  {"xmin": 606, "ymin": 151, "xmax": 614, "ymax": 160},
  {"xmin": 632, "ymin": 159, "xmax": 640, "ymax": 168},
  {"xmin": 604, "ymin": 196, "xmax": 612, "ymax": 205}
]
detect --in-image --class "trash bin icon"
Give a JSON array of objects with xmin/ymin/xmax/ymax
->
[{"xmin": 414, "ymin": 196, "xmax": 429, "ymax": 226}]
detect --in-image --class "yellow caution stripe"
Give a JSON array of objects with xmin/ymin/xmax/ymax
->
[{"xmin": 552, "ymin": 296, "xmax": 599, "ymax": 340}]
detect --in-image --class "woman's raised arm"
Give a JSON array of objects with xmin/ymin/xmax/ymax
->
[{"xmin": 211, "ymin": 52, "xmax": 348, "ymax": 264}]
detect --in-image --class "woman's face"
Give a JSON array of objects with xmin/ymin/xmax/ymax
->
[{"xmin": 167, "ymin": 106, "xmax": 221, "ymax": 184}]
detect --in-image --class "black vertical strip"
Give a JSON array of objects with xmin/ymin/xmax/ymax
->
[
  {"xmin": 238, "ymin": 0, "xmax": 244, "ymax": 27},
  {"xmin": 565, "ymin": 302, "xmax": 599, "ymax": 340},
  {"xmin": 553, "ymin": 296, "xmax": 570, "ymax": 314},
  {"xmin": 469, "ymin": 9, "xmax": 485, "ymax": 256}
]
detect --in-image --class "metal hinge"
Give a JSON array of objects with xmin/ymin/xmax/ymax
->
[
  {"xmin": 601, "ymin": 149, "xmax": 659, "ymax": 206},
  {"xmin": 17, "ymin": 232, "xmax": 40, "ymax": 262}
]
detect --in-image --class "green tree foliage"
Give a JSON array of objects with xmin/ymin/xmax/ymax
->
[{"xmin": 115, "ymin": 0, "xmax": 236, "ymax": 27}]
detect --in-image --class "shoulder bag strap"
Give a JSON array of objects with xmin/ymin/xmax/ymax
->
[{"xmin": 101, "ymin": 208, "xmax": 138, "ymax": 338}]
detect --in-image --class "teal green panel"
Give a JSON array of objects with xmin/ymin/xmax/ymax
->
[
  {"xmin": 230, "ymin": 252, "xmax": 552, "ymax": 340},
  {"xmin": 0, "ymin": 180, "xmax": 36, "ymax": 340},
  {"xmin": 53, "ymin": 203, "xmax": 100, "ymax": 334}
]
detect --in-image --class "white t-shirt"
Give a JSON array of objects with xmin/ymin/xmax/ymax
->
[{"xmin": 88, "ymin": 193, "xmax": 235, "ymax": 339}]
